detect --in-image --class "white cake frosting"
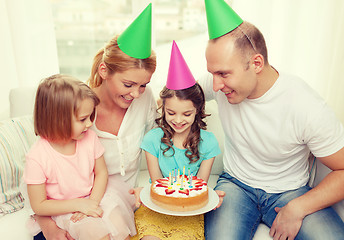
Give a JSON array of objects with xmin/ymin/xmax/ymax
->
[{"xmin": 152, "ymin": 176, "xmax": 208, "ymax": 198}]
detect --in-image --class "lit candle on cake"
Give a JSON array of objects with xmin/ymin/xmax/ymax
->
[
  {"xmin": 181, "ymin": 175, "xmax": 184, "ymax": 189},
  {"xmin": 188, "ymin": 168, "xmax": 191, "ymax": 183},
  {"xmin": 183, "ymin": 166, "xmax": 185, "ymax": 177},
  {"xmin": 177, "ymin": 169, "xmax": 180, "ymax": 185},
  {"xmin": 189, "ymin": 172, "xmax": 193, "ymax": 188},
  {"xmin": 168, "ymin": 172, "xmax": 172, "ymax": 189}
]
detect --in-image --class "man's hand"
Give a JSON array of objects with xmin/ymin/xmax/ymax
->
[
  {"xmin": 269, "ymin": 204, "xmax": 304, "ymax": 240},
  {"xmin": 129, "ymin": 187, "xmax": 143, "ymax": 208},
  {"xmin": 213, "ymin": 190, "xmax": 225, "ymax": 210}
]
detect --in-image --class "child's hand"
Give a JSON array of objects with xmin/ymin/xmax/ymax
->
[
  {"xmin": 129, "ymin": 187, "xmax": 143, "ymax": 208},
  {"xmin": 70, "ymin": 212, "xmax": 87, "ymax": 223},
  {"xmin": 213, "ymin": 190, "xmax": 226, "ymax": 210},
  {"xmin": 76, "ymin": 198, "xmax": 103, "ymax": 217}
]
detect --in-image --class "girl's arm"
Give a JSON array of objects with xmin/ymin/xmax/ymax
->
[
  {"xmin": 27, "ymin": 184, "xmax": 102, "ymax": 217},
  {"xmin": 69, "ymin": 156, "xmax": 107, "ymax": 223},
  {"xmin": 89, "ymin": 155, "xmax": 108, "ymax": 204},
  {"xmin": 145, "ymin": 151, "xmax": 163, "ymax": 182},
  {"xmin": 196, "ymin": 157, "xmax": 215, "ymax": 182}
]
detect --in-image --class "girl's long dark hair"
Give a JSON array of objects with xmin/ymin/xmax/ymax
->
[{"xmin": 156, "ymin": 83, "xmax": 209, "ymax": 163}]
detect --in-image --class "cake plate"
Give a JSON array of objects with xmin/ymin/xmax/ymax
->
[{"xmin": 140, "ymin": 185, "xmax": 219, "ymax": 216}]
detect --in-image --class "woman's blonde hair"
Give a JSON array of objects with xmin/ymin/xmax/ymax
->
[
  {"xmin": 34, "ymin": 74, "xmax": 100, "ymax": 141},
  {"xmin": 88, "ymin": 35, "xmax": 157, "ymax": 88}
]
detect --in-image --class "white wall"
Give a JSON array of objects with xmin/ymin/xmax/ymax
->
[{"xmin": 0, "ymin": 0, "xmax": 59, "ymax": 120}]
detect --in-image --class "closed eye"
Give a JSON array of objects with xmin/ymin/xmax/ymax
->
[
  {"xmin": 80, "ymin": 118, "xmax": 87, "ymax": 122},
  {"xmin": 214, "ymin": 70, "xmax": 230, "ymax": 78},
  {"xmin": 79, "ymin": 115, "xmax": 90, "ymax": 122},
  {"xmin": 219, "ymin": 73, "xmax": 228, "ymax": 78}
]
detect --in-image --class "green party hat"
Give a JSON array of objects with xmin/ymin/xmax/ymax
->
[
  {"xmin": 117, "ymin": 3, "xmax": 152, "ymax": 59},
  {"xmin": 204, "ymin": 0, "xmax": 243, "ymax": 39}
]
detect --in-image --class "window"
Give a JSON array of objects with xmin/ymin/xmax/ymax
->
[{"xmin": 50, "ymin": 0, "xmax": 207, "ymax": 81}]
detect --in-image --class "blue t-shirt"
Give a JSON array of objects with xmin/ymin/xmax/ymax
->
[{"xmin": 141, "ymin": 128, "xmax": 221, "ymax": 178}]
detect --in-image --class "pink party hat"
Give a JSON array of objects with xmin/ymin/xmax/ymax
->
[{"xmin": 166, "ymin": 41, "xmax": 196, "ymax": 90}]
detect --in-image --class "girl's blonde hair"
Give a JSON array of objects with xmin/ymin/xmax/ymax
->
[
  {"xmin": 88, "ymin": 35, "xmax": 157, "ymax": 88},
  {"xmin": 34, "ymin": 74, "xmax": 100, "ymax": 141}
]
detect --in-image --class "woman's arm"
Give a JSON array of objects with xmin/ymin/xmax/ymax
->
[
  {"xmin": 196, "ymin": 157, "xmax": 215, "ymax": 182},
  {"xmin": 145, "ymin": 151, "xmax": 163, "ymax": 182},
  {"xmin": 89, "ymin": 155, "xmax": 108, "ymax": 204},
  {"xmin": 27, "ymin": 184, "xmax": 102, "ymax": 217}
]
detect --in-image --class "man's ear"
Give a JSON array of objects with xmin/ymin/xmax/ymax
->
[
  {"xmin": 252, "ymin": 54, "xmax": 264, "ymax": 73},
  {"xmin": 98, "ymin": 62, "xmax": 107, "ymax": 79}
]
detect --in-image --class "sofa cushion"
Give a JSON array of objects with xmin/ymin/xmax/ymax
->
[{"xmin": 0, "ymin": 116, "xmax": 36, "ymax": 215}]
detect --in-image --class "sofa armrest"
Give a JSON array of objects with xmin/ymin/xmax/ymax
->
[{"xmin": 0, "ymin": 208, "xmax": 32, "ymax": 239}]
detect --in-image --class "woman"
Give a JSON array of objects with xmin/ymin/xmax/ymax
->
[
  {"xmin": 88, "ymin": 35, "xmax": 157, "ymax": 190},
  {"xmin": 88, "ymin": 34, "xmax": 157, "ymax": 240}
]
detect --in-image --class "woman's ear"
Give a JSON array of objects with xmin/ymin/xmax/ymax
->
[
  {"xmin": 98, "ymin": 62, "xmax": 107, "ymax": 80},
  {"xmin": 252, "ymin": 54, "xmax": 264, "ymax": 73}
]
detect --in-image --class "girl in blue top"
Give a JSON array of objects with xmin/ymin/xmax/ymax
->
[
  {"xmin": 142, "ymin": 82, "xmax": 220, "ymax": 183},
  {"xmin": 135, "ymin": 82, "xmax": 221, "ymax": 240}
]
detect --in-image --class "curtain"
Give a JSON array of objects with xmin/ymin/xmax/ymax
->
[{"xmin": 0, "ymin": 0, "xmax": 59, "ymax": 119}]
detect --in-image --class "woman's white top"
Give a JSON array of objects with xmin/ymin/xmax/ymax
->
[{"xmin": 91, "ymin": 86, "xmax": 157, "ymax": 187}]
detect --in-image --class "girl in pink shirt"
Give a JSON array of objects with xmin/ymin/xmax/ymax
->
[{"xmin": 24, "ymin": 74, "xmax": 136, "ymax": 240}]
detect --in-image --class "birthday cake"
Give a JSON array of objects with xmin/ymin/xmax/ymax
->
[{"xmin": 150, "ymin": 173, "xmax": 209, "ymax": 212}]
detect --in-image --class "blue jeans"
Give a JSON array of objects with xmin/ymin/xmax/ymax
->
[{"xmin": 205, "ymin": 172, "xmax": 344, "ymax": 240}]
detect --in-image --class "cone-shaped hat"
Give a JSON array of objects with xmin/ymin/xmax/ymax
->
[
  {"xmin": 166, "ymin": 41, "xmax": 196, "ymax": 90},
  {"xmin": 117, "ymin": 3, "xmax": 152, "ymax": 59},
  {"xmin": 204, "ymin": 0, "xmax": 243, "ymax": 39}
]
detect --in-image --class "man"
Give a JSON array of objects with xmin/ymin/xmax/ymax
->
[{"xmin": 201, "ymin": 1, "xmax": 344, "ymax": 239}]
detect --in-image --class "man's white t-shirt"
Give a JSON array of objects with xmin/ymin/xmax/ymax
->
[{"xmin": 199, "ymin": 72, "xmax": 344, "ymax": 193}]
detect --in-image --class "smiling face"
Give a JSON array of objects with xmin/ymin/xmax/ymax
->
[
  {"xmin": 206, "ymin": 37, "xmax": 259, "ymax": 104},
  {"xmin": 103, "ymin": 68, "xmax": 152, "ymax": 109},
  {"xmin": 71, "ymin": 98, "xmax": 95, "ymax": 141},
  {"xmin": 164, "ymin": 96, "xmax": 197, "ymax": 136}
]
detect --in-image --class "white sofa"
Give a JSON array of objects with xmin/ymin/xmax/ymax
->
[{"xmin": 1, "ymin": 87, "xmax": 343, "ymax": 240}]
